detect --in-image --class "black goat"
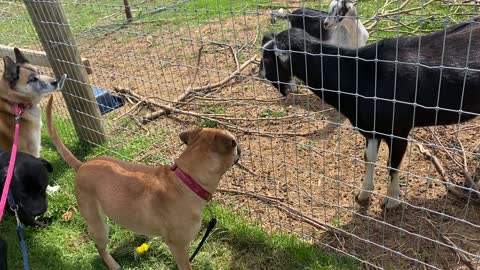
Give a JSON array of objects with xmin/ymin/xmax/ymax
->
[
  {"xmin": 270, "ymin": 0, "xmax": 368, "ymax": 49},
  {"xmin": 259, "ymin": 20, "xmax": 480, "ymax": 209}
]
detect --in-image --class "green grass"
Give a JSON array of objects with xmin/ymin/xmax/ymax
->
[
  {"xmin": 1, "ymin": 0, "xmax": 476, "ymax": 48},
  {"xmin": 196, "ymin": 105, "xmax": 226, "ymax": 128},
  {"xmin": 0, "ymin": 112, "xmax": 359, "ymax": 269},
  {"xmin": 260, "ymin": 108, "xmax": 287, "ymax": 118}
]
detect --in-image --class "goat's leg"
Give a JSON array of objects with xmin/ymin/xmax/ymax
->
[
  {"xmin": 384, "ymin": 137, "xmax": 408, "ymax": 209},
  {"xmin": 356, "ymin": 138, "xmax": 380, "ymax": 204}
]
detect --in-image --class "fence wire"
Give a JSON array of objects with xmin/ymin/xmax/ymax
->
[{"xmin": 1, "ymin": 0, "xmax": 480, "ymax": 269}]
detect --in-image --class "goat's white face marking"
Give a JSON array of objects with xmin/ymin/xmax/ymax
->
[
  {"xmin": 325, "ymin": 0, "xmax": 355, "ymax": 29},
  {"xmin": 273, "ymin": 45, "xmax": 289, "ymax": 64}
]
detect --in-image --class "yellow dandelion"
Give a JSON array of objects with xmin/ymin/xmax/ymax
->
[{"xmin": 136, "ymin": 243, "xmax": 149, "ymax": 254}]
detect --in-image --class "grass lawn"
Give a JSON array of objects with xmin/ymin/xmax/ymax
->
[
  {"xmin": 0, "ymin": 112, "xmax": 359, "ymax": 270},
  {"xmin": 1, "ymin": 0, "xmax": 476, "ymax": 46}
]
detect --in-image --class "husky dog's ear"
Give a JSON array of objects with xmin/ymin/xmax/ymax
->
[
  {"xmin": 14, "ymin": 48, "xmax": 29, "ymax": 64},
  {"xmin": 2, "ymin": 56, "xmax": 19, "ymax": 84}
]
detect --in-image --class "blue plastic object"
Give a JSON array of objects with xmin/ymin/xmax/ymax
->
[{"xmin": 92, "ymin": 86, "xmax": 125, "ymax": 115}]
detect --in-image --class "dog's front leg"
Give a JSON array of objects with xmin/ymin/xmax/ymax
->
[{"xmin": 167, "ymin": 241, "xmax": 192, "ymax": 270}]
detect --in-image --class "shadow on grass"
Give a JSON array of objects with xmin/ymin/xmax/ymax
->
[
  {"xmin": 207, "ymin": 225, "xmax": 358, "ymax": 270},
  {"xmin": 1, "ymin": 219, "xmax": 86, "ymax": 270},
  {"xmin": 97, "ymin": 215, "xmax": 359, "ymax": 270}
]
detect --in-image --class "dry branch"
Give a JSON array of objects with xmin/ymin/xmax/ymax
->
[
  {"xmin": 424, "ymin": 217, "xmax": 476, "ymax": 270},
  {"xmin": 365, "ymin": 0, "xmax": 436, "ymax": 31},
  {"xmin": 426, "ymin": 128, "xmax": 480, "ymax": 200},
  {"xmin": 235, "ymin": 162, "xmax": 258, "ymax": 177},
  {"xmin": 190, "ymin": 45, "xmax": 204, "ymax": 88},
  {"xmin": 228, "ymin": 45, "xmax": 240, "ymax": 70},
  {"xmin": 216, "ymin": 188, "xmax": 335, "ymax": 232},
  {"xmin": 142, "ymin": 56, "xmax": 258, "ymax": 123},
  {"xmin": 142, "ymin": 99, "xmax": 321, "ymax": 137},
  {"xmin": 114, "ymin": 87, "xmax": 333, "ymax": 133},
  {"xmin": 415, "ymin": 142, "xmax": 466, "ymax": 199}
]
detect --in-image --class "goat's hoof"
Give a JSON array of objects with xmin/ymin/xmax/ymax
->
[
  {"xmin": 355, "ymin": 191, "xmax": 371, "ymax": 206},
  {"xmin": 382, "ymin": 197, "xmax": 401, "ymax": 210}
]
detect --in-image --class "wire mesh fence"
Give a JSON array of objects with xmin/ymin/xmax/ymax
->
[{"xmin": 1, "ymin": 0, "xmax": 480, "ymax": 269}]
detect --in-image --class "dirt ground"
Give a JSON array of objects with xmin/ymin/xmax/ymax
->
[{"xmin": 37, "ymin": 11, "xmax": 480, "ymax": 269}]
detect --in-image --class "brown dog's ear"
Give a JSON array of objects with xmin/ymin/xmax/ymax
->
[
  {"xmin": 179, "ymin": 129, "xmax": 202, "ymax": 145},
  {"xmin": 2, "ymin": 56, "xmax": 19, "ymax": 83},
  {"xmin": 214, "ymin": 132, "xmax": 237, "ymax": 152},
  {"xmin": 14, "ymin": 48, "xmax": 29, "ymax": 64}
]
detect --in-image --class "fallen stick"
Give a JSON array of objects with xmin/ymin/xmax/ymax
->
[
  {"xmin": 427, "ymin": 128, "xmax": 480, "ymax": 200},
  {"xmin": 216, "ymin": 188, "xmax": 333, "ymax": 232},
  {"xmin": 234, "ymin": 162, "xmax": 258, "ymax": 177},
  {"xmin": 190, "ymin": 45, "xmax": 204, "ymax": 88},
  {"xmin": 142, "ymin": 56, "xmax": 258, "ymax": 123},
  {"xmin": 424, "ymin": 217, "xmax": 476, "ymax": 270},
  {"xmin": 140, "ymin": 99, "xmax": 321, "ymax": 137},
  {"xmin": 415, "ymin": 142, "xmax": 466, "ymax": 199},
  {"xmin": 456, "ymin": 137, "xmax": 480, "ymax": 193}
]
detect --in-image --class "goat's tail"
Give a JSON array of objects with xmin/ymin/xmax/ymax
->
[
  {"xmin": 270, "ymin": 8, "xmax": 289, "ymax": 24},
  {"xmin": 46, "ymin": 95, "xmax": 83, "ymax": 172}
]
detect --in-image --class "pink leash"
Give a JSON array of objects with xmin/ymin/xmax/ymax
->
[{"xmin": 0, "ymin": 105, "xmax": 26, "ymax": 222}]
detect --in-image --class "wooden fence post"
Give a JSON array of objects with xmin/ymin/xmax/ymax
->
[{"xmin": 23, "ymin": 0, "xmax": 106, "ymax": 144}]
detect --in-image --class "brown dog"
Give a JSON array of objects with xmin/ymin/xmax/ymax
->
[
  {"xmin": 46, "ymin": 95, "xmax": 241, "ymax": 270},
  {"xmin": 0, "ymin": 48, "xmax": 63, "ymax": 157}
]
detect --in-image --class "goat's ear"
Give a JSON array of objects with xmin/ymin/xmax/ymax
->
[
  {"xmin": 273, "ymin": 44, "xmax": 289, "ymax": 64},
  {"xmin": 262, "ymin": 32, "xmax": 274, "ymax": 45}
]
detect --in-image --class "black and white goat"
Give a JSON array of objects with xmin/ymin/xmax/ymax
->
[
  {"xmin": 270, "ymin": 0, "xmax": 369, "ymax": 49},
  {"xmin": 259, "ymin": 20, "xmax": 480, "ymax": 209}
]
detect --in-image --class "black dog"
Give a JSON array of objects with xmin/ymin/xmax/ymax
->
[
  {"xmin": 0, "ymin": 151, "xmax": 52, "ymax": 227},
  {"xmin": 0, "ymin": 151, "xmax": 52, "ymax": 270}
]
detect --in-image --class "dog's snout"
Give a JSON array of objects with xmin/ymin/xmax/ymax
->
[{"xmin": 51, "ymin": 80, "xmax": 58, "ymax": 87}]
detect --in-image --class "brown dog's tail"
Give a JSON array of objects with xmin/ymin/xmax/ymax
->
[{"xmin": 46, "ymin": 95, "xmax": 83, "ymax": 172}]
